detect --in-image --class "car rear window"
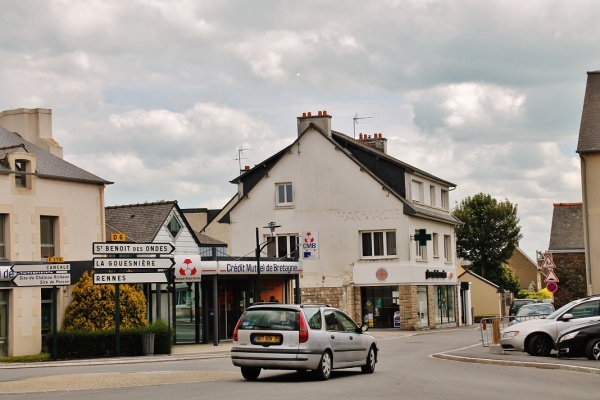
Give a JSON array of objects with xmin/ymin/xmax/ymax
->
[{"xmin": 239, "ymin": 309, "xmax": 299, "ymax": 330}]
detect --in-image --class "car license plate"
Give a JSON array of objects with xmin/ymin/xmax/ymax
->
[{"xmin": 254, "ymin": 335, "xmax": 281, "ymax": 344}]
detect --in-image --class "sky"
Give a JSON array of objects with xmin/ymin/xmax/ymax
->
[{"xmin": 1, "ymin": 0, "xmax": 597, "ymax": 261}]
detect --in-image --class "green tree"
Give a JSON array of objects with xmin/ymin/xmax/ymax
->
[
  {"xmin": 453, "ymin": 193, "xmax": 523, "ymax": 290},
  {"xmin": 63, "ymin": 271, "xmax": 147, "ymax": 330}
]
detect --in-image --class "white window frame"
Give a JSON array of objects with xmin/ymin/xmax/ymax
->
[
  {"xmin": 411, "ymin": 180, "xmax": 424, "ymax": 203},
  {"xmin": 430, "ymin": 185, "xmax": 436, "ymax": 207},
  {"xmin": 0, "ymin": 214, "xmax": 6, "ymax": 259},
  {"xmin": 441, "ymin": 189, "xmax": 449, "ymax": 210},
  {"xmin": 361, "ymin": 230, "xmax": 397, "ymax": 259},
  {"xmin": 444, "ymin": 234, "xmax": 452, "ymax": 262},
  {"xmin": 166, "ymin": 215, "xmax": 182, "ymax": 240},
  {"xmin": 266, "ymin": 234, "xmax": 298, "ymax": 259},
  {"xmin": 432, "ymin": 233, "xmax": 439, "ymax": 258},
  {"xmin": 415, "ymin": 229, "xmax": 427, "ymax": 260},
  {"xmin": 15, "ymin": 159, "xmax": 28, "ymax": 188},
  {"xmin": 276, "ymin": 183, "xmax": 293, "ymax": 206},
  {"xmin": 40, "ymin": 216, "xmax": 56, "ymax": 260}
]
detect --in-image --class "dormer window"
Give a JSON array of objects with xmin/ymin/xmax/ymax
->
[{"xmin": 15, "ymin": 159, "xmax": 28, "ymax": 188}]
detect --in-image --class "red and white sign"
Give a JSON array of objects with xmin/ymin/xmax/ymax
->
[
  {"xmin": 174, "ymin": 255, "xmax": 202, "ymax": 282},
  {"xmin": 541, "ymin": 255, "xmax": 556, "ymax": 269},
  {"xmin": 544, "ymin": 269, "xmax": 559, "ymax": 282}
]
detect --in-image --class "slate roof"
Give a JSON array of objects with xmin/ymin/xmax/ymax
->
[
  {"xmin": 105, "ymin": 201, "xmax": 179, "ymax": 243},
  {"xmin": 226, "ymin": 123, "xmax": 460, "ymax": 225},
  {"xmin": 577, "ymin": 71, "xmax": 600, "ymax": 153},
  {"xmin": 548, "ymin": 203, "xmax": 584, "ymax": 251},
  {"xmin": 0, "ymin": 126, "xmax": 111, "ymax": 185}
]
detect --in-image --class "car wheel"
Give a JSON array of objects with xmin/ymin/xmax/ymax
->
[
  {"xmin": 361, "ymin": 345, "xmax": 376, "ymax": 374},
  {"xmin": 240, "ymin": 367, "xmax": 261, "ymax": 380},
  {"xmin": 526, "ymin": 334, "xmax": 553, "ymax": 357},
  {"xmin": 313, "ymin": 351, "xmax": 332, "ymax": 381},
  {"xmin": 585, "ymin": 338, "xmax": 600, "ymax": 360}
]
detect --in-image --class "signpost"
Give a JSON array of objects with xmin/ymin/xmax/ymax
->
[
  {"xmin": 12, "ymin": 273, "xmax": 70, "ymax": 287},
  {"xmin": 94, "ymin": 272, "xmax": 168, "ymax": 284},
  {"xmin": 92, "ymin": 242, "xmax": 175, "ymax": 255},
  {"xmin": 93, "ymin": 257, "xmax": 175, "ymax": 269}
]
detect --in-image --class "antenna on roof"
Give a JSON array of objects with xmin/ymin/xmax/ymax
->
[
  {"xmin": 353, "ymin": 113, "xmax": 373, "ymax": 139},
  {"xmin": 235, "ymin": 147, "xmax": 252, "ymax": 172}
]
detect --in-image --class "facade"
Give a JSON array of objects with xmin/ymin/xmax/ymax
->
[
  {"xmin": 458, "ymin": 266, "xmax": 504, "ymax": 318},
  {"xmin": 505, "ymin": 247, "xmax": 542, "ymax": 291},
  {"xmin": 0, "ymin": 108, "xmax": 111, "ymax": 356},
  {"xmin": 204, "ymin": 111, "xmax": 461, "ymax": 330},
  {"xmin": 548, "ymin": 202, "xmax": 586, "ymax": 308},
  {"xmin": 577, "ymin": 70, "xmax": 600, "ymax": 295}
]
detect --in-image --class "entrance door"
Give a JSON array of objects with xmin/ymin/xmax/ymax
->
[{"xmin": 218, "ymin": 285, "xmax": 246, "ymax": 341}]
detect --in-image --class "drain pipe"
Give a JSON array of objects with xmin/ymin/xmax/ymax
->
[{"xmin": 581, "ymin": 156, "xmax": 593, "ymax": 295}]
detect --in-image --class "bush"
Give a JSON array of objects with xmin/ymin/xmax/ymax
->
[
  {"xmin": 51, "ymin": 320, "xmax": 172, "ymax": 360},
  {"xmin": 516, "ymin": 289, "xmax": 552, "ymax": 300}
]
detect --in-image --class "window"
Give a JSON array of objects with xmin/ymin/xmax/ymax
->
[
  {"xmin": 361, "ymin": 231, "xmax": 397, "ymax": 258},
  {"xmin": 441, "ymin": 189, "xmax": 449, "ymax": 210},
  {"xmin": 569, "ymin": 300, "xmax": 600, "ymax": 319},
  {"xmin": 15, "ymin": 159, "xmax": 28, "ymax": 188},
  {"xmin": 432, "ymin": 233, "xmax": 439, "ymax": 258},
  {"xmin": 430, "ymin": 185, "xmax": 436, "ymax": 207},
  {"xmin": 0, "ymin": 215, "xmax": 5, "ymax": 259},
  {"xmin": 266, "ymin": 234, "xmax": 298, "ymax": 259},
  {"xmin": 276, "ymin": 183, "xmax": 293, "ymax": 206},
  {"xmin": 0, "ymin": 290, "xmax": 7, "ymax": 357},
  {"xmin": 411, "ymin": 180, "xmax": 423, "ymax": 203},
  {"xmin": 166, "ymin": 215, "xmax": 182, "ymax": 239},
  {"xmin": 444, "ymin": 235, "xmax": 452, "ymax": 262},
  {"xmin": 40, "ymin": 216, "xmax": 56, "ymax": 259},
  {"xmin": 435, "ymin": 285, "xmax": 456, "ymax": 324},
  {"xmin": 415, "ymin": 229, "xmax": 426, "ymax": 260}
]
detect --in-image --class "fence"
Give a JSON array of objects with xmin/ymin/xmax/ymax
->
[{"xmin": 479, "ymin": 314, "xmax": 550, "ymax": 347}]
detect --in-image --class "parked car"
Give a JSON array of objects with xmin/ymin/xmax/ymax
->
[
  {"xmin": 509, "ymin": 303, "xmax": 555, "ymax": 325},
  {"xmin": 509, "ymin": 299, "xmax": 542, "ymax": 318},
  {"xmin": 500, "ymin": 295, "xmax": 600, "ymax": 357},
  {"xmin": 230, "ymin": 303, "xmax": 378, "ymax": 380},
  {"xmin": 556, "ymin": 320, "xmax": 600, "ymax": 360}
]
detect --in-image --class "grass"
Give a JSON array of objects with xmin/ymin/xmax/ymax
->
[{"xmin": 0, "ymin": 353, "xmax": 51, "ymax": 363}]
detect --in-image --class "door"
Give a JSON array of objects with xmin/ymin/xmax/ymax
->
[
  {"xmin": 555, "ymin": 299, "xmax": 600, "ymax": 335},
  {"xmin": 335, "ymin": 310, "xmax": 369, "ymax": 363},
  {"xmin": 324, "ymin": 310, "xmax": 350, "ymax": 363}
]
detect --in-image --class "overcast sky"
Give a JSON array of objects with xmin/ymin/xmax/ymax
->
[{"xmin": 1, "ymin": 0, "xmax": 597, "ymax": 260}]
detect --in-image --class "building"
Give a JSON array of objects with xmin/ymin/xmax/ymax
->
[
  {"xmin": 204, "ymin": 111, "xmax": 461, "ymax": 330},
  {"xmin": 577, "ymin": 70, "xmax": 600, "ymax": 295},
  {"xmin": 0, "ymin": 108, "xmax": 111, "ymax": 356},
  {"xmin": 547, "ymin": 202, "xmax": 586, "ymax": 307},
  {"xmin": 458, "ymin": 266, "xmax": 504, "ymax": 319},
  {"xmin": 505, "ymin": 247, "xmax": 542, "ymax": 292}
]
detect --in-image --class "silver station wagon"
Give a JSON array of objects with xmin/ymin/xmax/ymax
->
[{"xmin": 230, "ymin": 303, "xmax": 378, "ymax": 380}]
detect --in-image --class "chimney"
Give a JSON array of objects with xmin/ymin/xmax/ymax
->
[
  {"xmin": 297, "ymin": 110, "xmax": 332, "ymax": 137},
  {"xmin": 0, "ymin": 108, "xmax": 63, "ymax": 158},
  {"xmin": 358, "ymin": 132, "xmax": 388, "ymax": 154}
]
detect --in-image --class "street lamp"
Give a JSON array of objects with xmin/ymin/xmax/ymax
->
[{"xmin": 255, "ymin": 222, "xmax": 280, "ymax": 303}]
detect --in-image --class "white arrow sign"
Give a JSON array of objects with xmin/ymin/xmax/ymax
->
[
  {"xmin": 93, "ymin": 257, "xmax": 174, "ymax": 269},
  {"xmin": 12, "ymin": 273, "xmax": 70, "ymax": 287},
  {"xmin": 94, "ymin": 272, "xmax": 168, "ymax": 284},
  {"xmin": 92, "ymin": 242, "xmax": 175, "ymax": 255},
  {"xmin": 11, "ymin": 264, "xmax": 70, "ymax": 273},
  {"xmin": 544, "ymin": 269, "xmax": 559, "ymax": 282}
]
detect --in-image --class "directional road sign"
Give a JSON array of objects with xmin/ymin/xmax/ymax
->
[
  {"xmin": 92, "ymin": 242, "xmax": 175, "ymax": 255},
  {"xmin": 12, "ymin": 273, "xmax": 70, "ymax": 287},
  {"xmin": 94, "ymin": 272, "xmax": 168, "ymax": 284},
  {"xmin": 93, "ymin": 257, "xmax": 175, "ymax": 269},
  {"xmin": 11, "ymin": 263, "xmax": 70, "ymax": 273}
]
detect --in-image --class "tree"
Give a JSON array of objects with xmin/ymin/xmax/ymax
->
[
  {"xmin": 63, "ymin": 271, "xmax": 147, "ymax": 330},
  {"xmin": 453, "ymin": 193, "xmax": 523, "ymax": 290}
]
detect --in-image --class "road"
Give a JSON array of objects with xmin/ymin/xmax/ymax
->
[{"xmin": 0, "ymin": 327, "xmax": 598, "ymax": 399}]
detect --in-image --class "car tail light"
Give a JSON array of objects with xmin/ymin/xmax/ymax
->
[
  {"xmin": 233, "ymin": 315, "xmax": 244, "ymax": 342},
  {"xmin": 299, "ymin": 312, "xmax": 309, "ymax": 343}
]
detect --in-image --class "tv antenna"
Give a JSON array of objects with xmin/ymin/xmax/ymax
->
[
  {"xmin": 235, "ymin": 147, "xmax": 252, "ymax": 172},
  {"xmin": 353, "ymin": 113, "xmax": 373, "ymax": 138}
]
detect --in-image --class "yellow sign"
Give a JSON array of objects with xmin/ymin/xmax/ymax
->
[
  {"xmin": 47, "ymin": 256, "xmax": 64, "ymax": 263},
  {"xmin": 110, "ymin": 233, "xmax": 127, "ymax": 242}
]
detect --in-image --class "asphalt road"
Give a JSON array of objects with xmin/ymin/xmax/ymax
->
[{"xmin": 0, "ymin": 326, "xmax": 598, "ymax": 399}]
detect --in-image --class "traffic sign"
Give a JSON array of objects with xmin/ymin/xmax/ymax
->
[
  {"xmin": 12, "ymin": 273, "xmax": 70, "ymax": 287},
  {"xmin": 546, "ymin": 281, "xmax": 558, "ymax": 293},
  {"xmin": 541, "ymin": 254, "xmax": 556, "ymax": 269},
  {"xmin": 93, "ymin": 257, "xmax": 174, "ymax": 269},
  {"xmin": 93, "ymin": 272, "xmax": 168, "ymax": 284},
  {"xmin": 544, "ymin": 269, "xmax": 559, "ymax": 282},
  {"xmin": 11, "ymin": 264, "xmax": 70, "ymax": 273},
  {"xmin": 92, "ymin": 242, "xmax": 175, "ymax": 255}
]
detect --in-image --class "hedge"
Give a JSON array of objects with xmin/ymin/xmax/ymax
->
[{"xmin": 50, "ymin": 320, "xmax": 172, "ymax": 359}]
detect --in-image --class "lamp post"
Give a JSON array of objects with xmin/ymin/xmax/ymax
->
[{"xmin": 255, "ymin": 222, "xmax": 280, "ymax": 303}]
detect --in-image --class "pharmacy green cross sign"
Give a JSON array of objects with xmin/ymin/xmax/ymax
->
[{"xmin": 413, "ymin": 229, "xmax": 432, "ymax": 246}]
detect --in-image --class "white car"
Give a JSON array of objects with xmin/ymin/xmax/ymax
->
[
  {"xmin": 500, "ymin": 295, "xmax": 600, "ymax": 356},
  {"xmin": 231, "ymin": 303, "xmax": 378, "ymax": 380}
]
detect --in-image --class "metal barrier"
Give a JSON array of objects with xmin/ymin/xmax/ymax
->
[{"xmin": 479, "ymin": 314, "xmax": 550, "ymax": 347}]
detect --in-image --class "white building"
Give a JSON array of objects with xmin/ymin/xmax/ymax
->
[
  {"xmin": 204, "ymin": 111, "xmax": 461, "ymax": 330},
  {"xmin": 0, "ymin": 108, "xmax": 111, "ymax": 356}
]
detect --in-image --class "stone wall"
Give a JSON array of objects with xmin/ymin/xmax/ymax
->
[
  {"xmin": 399, "ymin": 285, "xmax": 419, "ymax": 330},
  {"xmin": 551, "ymin": 252, "xmax": 587, "ymax": 308},
  {"xmin": 301, "ymin": 286, "xmax": 359, "ymax": 321}
]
